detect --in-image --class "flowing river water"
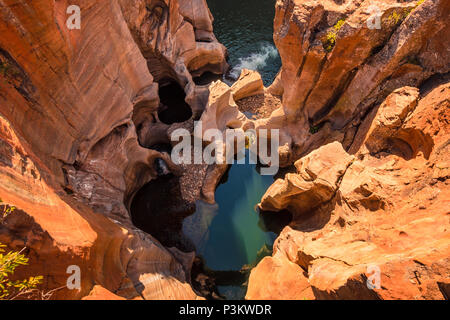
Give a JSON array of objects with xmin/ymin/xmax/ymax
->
[{"xmin": 132, "ymin": 0, "xmax": 285, "ymax": 300}]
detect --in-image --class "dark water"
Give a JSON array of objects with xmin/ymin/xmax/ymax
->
[
  {"xmin": 207, "ymin": 0, "xmax": 281, "ymax": 86},
  {"xmin": 182, "ymin": 151, "xmax": 278, "ymax": 299}
]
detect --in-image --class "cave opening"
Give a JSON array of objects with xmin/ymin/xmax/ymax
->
[
  {"xmin": 129, "ymin": 142, "xmax": 196, "ymax": 250},
  {"xmin": 157, "ymin": 79, "xmax": 193, "ymax": 125}
]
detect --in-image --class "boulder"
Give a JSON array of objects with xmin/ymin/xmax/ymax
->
[{"xmin": 246, "ymin": 253, "xmax": 314, "ymax": 300}]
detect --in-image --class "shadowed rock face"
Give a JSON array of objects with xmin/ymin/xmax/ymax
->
[
  {"xmin": 120, "ymin": 0, "xmax": 228, "ymax": 117},
  {"xmin": 157, "ymin": 80, "xmax": 193, "ymax": 124},
  {"xmin": 0, "ymin": 0, "xmax": 227, "ymax": 299}
]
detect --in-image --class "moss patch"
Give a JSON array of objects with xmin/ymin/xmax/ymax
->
[{"xmin": 322, "ymin": 19, "xmax": 346, "ymax": 52}]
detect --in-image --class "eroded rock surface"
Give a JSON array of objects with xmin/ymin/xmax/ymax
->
[
  {"xmin": 0, "ymin": 0, "xmax": 226, "ymax": 299},
  {"xmin": 0, "ymin": 0, "xmax": 448, "ymax": 301},
  {"xmin": 231, "ymin": 69, "xmax": 265, "ymax": 101},
  {"xmin": 259, "ymin": 142, "xmax": 355, "ymax": 217},
  {"xmin": 247, "ymin": 82, "xmax": 450, "ymax": 300},
  {"xmin": 262, "ymin": 0, "xmax": 450, "ymax": 162}
]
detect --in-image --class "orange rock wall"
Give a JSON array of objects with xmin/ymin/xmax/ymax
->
[{"xmin": 0, "ymin": 0, "xmax": 225, "ymax": 299}]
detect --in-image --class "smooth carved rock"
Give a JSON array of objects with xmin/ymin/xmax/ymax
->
[
  {"xmin": 358, "ymin": 86, "xmax": 433, "ymax": 160},
  {"xmin": 266, "ymin": 71, "xmax": 284, "ymax": 96},
  {"xmin": 198, "ymin": 79, "xmax": 293, "ymax": 203},
  {"xmin": 246, "ymin": 253, "xmax": 314, "ymax": 300},
  {"xmin": 259, "ymin": 142, "xmax": 355, "ymax": 216},
  {"xmin": 197, "ymin": 81, "xmax": 248, "ymax": 203},
  {"xmin": 231, "ymin": 69, "xmax": 265, "ymax": 101},
  {"xmin": 0, "ymin": 115, "xmax": 198, "ymax": 300},
  {"xmin": 119, "ymin": 0, "xmax": 227, "ymax": 116},
  {"xmin": 247, "ymin": 82, "xmax": 450, "ymax": 300},
  {"xmin": 82, "ymin": 286, "xmax": 126, "ymax": 300},
  {"xmin": 1, "ymin": 0, "xmax": 449, "ymax": 301},
  {"xmin": 199, "ymin": 81, "xmax": 248, "ymax": 135}
]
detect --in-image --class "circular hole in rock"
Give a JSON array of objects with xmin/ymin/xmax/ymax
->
[
  {"xmin": 149, "ymin": 143, "xmax": 172, "ymax": 154},
  {"xmin": 151, "ymin": 143, "xmax": 173, "ymax": 176}
]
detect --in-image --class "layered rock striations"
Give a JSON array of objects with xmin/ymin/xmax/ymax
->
[
  {"xmin": 245, "ymin": 0, "xmax": 450, "ymax": 300},
  {"xmin": 248, "ymin": 82, "xmax": 450, "ymax": 300}
]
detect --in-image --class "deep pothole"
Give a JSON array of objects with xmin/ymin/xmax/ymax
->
[{"xmin": 129, "ymin": 149, "xmax": 292, "ymax": 300}]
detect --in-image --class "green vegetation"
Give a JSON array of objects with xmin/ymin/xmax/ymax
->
[
  {"xmin": 0, "ymin": 245, "xmax": 44, "ymax": 300},
  {"xmin": 1, "ymin": 202, "xmax": 15, "ymax": 221},
  {"xmin": 323, "ymin": 19, "xmax": 346, "ymax": 52},
  {"xmin": 0, "ymin": 199, "xmax": 43, "ymax": 300}
]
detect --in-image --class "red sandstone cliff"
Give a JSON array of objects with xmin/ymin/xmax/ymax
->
[{"xmin": 248, "ymin": 81, "xmax": 450, "ymax": 300}]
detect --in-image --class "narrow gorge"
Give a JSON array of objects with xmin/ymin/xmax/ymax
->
[{"xmin": 0, "ymin": 0, "xmax": 448, "ymax": 301}]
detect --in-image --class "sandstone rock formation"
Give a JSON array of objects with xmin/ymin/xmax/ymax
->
[
  {"xmin": 120, "ymin": 0, "xmax": 227, "ymax": 117},
  {"xmin": 0, "ymin": 0, "xmax": 226, "ymax": 299},
  {"xmin": 82, "ymin": 286, "xmax": 126, "ymax": 300},
  {"xmin": 247, "ymin": 82, "xmax": 450, "ymax": 300},
  {"xmin": 196, "ymin": 79, "xmax": 285, "ymax": 203},
  {"xmin": 259, "ymin": 142, "xmax": 355, "ymax": 216},
  {"xmin": 231, "ymin": 69, "xmax": 265, "ymax": 101},
  {"xmin": 0, "ymin": 114, "xmax": 199, "ymax": 299},
  {"xmin": 246, "ymin": 252, "xmax": 315, "ymax": 300},
  {"xmin": 242, "ymin": 1, "xmax": 450, "ymax": 299}
]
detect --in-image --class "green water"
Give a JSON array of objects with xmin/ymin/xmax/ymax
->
[{"xmin": 182, "ymin": 152, "xmax": 277, "ymax": 299}]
